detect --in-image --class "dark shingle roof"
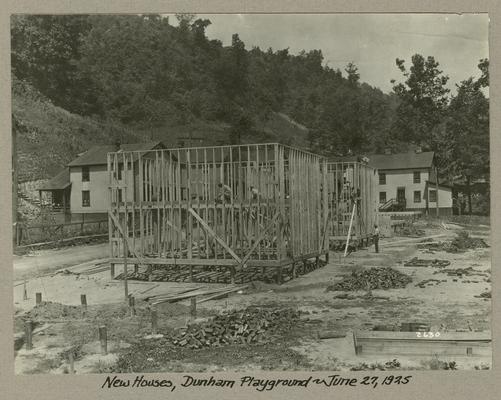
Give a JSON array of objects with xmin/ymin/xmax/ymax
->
[
  {"xmin": 368, "ymin": 151, "xmax": 435, "ymax": 170},
  {"xmin": 67, "ymin": 142, "xmax": 164, "ymax": 167},
  {"xmin": 38, "ymin": 168, "xmax": 70, "ymax": 190}
]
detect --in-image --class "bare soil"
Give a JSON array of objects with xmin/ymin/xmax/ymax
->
[{"xmin": 13, "ymin": 221, "xmax": 491, "ymax": 374}]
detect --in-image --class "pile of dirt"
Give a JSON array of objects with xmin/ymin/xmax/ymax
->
[
  {"xmin": 168, "ymin": 307, "xmax": 301, "ymax": 349},
  {"xmin": 22, "ymin": 301, "xmax": 84, "ymax": 321},
  {"xmin": 449, "ymin": 231, "xmax": 489, "ymax": 251},
  {"xmin": 326, "ymin": 267, "xmax": 412, "ymax": 291},
  {"xmin": 418, "ymin": 231, "xmax": 488, "ymax": 253}
]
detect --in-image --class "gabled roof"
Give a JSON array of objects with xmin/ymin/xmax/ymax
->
[
  {"xmin": 38, "ymin": 168, "xmax": 70, "ymax": 191},
  {"xmin": 67, "ymin": 141, "xmax": 164, "ymax": 167},
  {"xmin": 367, "ymin": 151, "xmax": 435, "ymax": 171}
]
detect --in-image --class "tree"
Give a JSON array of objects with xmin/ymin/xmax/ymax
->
[
  {"xmin": 11, "ymin": 15, "xmax": 95, "ymax": 113},
  {"xmin": 345, "ymin": 62, "xmax": 360, "ymax": 85},
  {"xmin": 444, "ymin": 62, "xmax": 489, "ymax": 214},
  {"xmin": 391, "ymin": 54, "xmax": 450, "ymax": 152}
]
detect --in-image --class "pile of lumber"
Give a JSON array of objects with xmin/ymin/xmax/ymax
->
[
  {"xmin": 114, "ymin": 259, "xmax": 327, "ymax": 285},
  {"xmin": 169, "ymin": 307, "xmax": 300, "ymax": 349},
  {"xmin": 145, "ymin": 285, "xmax": 248, "ymax": 305},
  {"xmin": 326, "ymin": 267, "xmax": 412, "ymax": 291}
]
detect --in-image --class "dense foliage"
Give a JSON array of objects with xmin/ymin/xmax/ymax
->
[{"xmin": 11, "ymin": 14, "xmax": 490, "ymax": 212}]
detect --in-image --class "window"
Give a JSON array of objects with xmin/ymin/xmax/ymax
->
[
  {"xmin": 379, "ymin": 192, "xmax": 387, "ymax": 203},
  {"xmin": 82, "ymin": 166, "xmax": 90, "ymax": 182},
  {"xmin": 82, "ymin": 190, "xmax": 90, "ymax": 207},
  {"xmin": 429, "ymin": 189, "xmax": 437, "ymax": 203},
  {"xmin": 118, "ymin": 189, "xmax": 123, "ymax": 203},
  {"xmin": 413, "ymin": 171, "xmax": 421, "ymax": 184},
  {"xmin": 379, "ymin": 172, "xmax": 386, "ymax": 185},
  {"xmin": 414, "ymin": 190, "xmax": 421, "ymax": 203},
  {"xmin": 117, "ymin": 164, "xmax": 124, "ymax": 180}
]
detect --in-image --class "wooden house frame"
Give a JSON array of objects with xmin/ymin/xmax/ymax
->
[
  {"xmin": 107, "ymin": 143, "xmax": 329, "ymax": 283},
  {"xmin": 326, "ymin": 161, "xmax": 377, "ymax": 247}
]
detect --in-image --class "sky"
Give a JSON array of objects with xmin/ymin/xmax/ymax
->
[{"xmin": 190, "ymin": 13, "xmax": 489, "ymax": 94}]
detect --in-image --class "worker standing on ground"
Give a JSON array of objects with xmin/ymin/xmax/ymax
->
[{"xmin": 373, "ymin": 224, "xmax": 380, "ymax": 253}]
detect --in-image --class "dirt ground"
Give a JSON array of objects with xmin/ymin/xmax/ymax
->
[{"xmin": 13, "ymin": 219, "xmax": 491, "ymax": 374}]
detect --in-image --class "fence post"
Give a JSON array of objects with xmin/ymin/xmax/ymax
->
[
  {"xmin": 68, "ymin": 351, "xmax": 75, "ymax": 374},
  {"xmin": 80, "ymin": 294, "xmax": 87, "ymax": 309},
  {"xmin": 128, "ymin": 295, "xmax": 136, "ymax": 317},
  {"xmin": 25, "ymin": 320, "xmax": 33, "ymax": 350},
  {"xmin": 98, "ymin": 326, "xmax": 107, "ymax": 355},
  {"xmin": 190, "ymin": 297, "xmax": 197, "ymax": 319},
  {"xmin": 23, "ymin": 279, "xmax": 28, "ymax": 300},
  {"xmin": 151, "ymin": 307, "xmax": 158, "ymax": 334}
]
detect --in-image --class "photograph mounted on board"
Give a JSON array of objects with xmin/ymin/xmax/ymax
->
[{"xmin": 11, "ymin": 13, "xmax": 490, "ymax": 374}]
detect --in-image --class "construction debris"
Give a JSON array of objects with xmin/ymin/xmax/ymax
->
[
  {"xmin": 404, "ymin": 257, "xmax": 450, "ymax": 268},
  {"xmin": 474, "ymin": 291, "xmax": 491, "ymax": 299},
  {"xmin": 333, "ymin": 292, "xmax": 389, "ymax": 300},
  {"xmin": 318, "ymin": 330, "xmax": 346, "ymax": 339},
  {"xmin": 432, "ymin": 267, "xmax": 489, "ymax": 278},
  {"xmin": 168, "ymin": 307, "xmax": 300, "ymax": 349},
  {"xmin": 415, "ymin": 278, "xmax": 446, "ymax": 288},
  {"xmin": 326, "ymin": 267, "xmax": 412, "ymax": 291},
  {"xmin": 147, "ymin": 285, "xmax": 248, "ymax": 305},
  {"xmin": 395, "ymin": 222, "xmax": 425, "ymax": 238},
  {"xmin": 114, "ymin": 259, "xmax": 327, "ymax": 285},
  {"xmin": 418, "ymin": 231, "xmax": 488, "ymax": 253}
]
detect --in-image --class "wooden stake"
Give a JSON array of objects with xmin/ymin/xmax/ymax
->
[
  {"xmin": 98, "ymin": 325, "xmax": 107, "ymax": 355},
  {"xmin": 151, "ymin": 307, "xmax": 158, "ymax": 334},
  {"xmin": 129, "ymin": 295, "xmax": 136, "ymax": 316},
  {"xmin": 68, "ymin": 351, "xmax": 75, "ymax": 374},
  {"xmin": 110, "ymin": 263, "xmax": 115, "ymax": 279},
  {"xmin": 23, "ymin": 279, "xmax": 28, "ymax": 300},
  {"xmin": 25, "ymin": 320, "xmax": 33, "ymax": 350},
  {"xmin": 80, "ymin": 294, "xmax": 87, "ymax": 309},
  {"xmin": 190, "ymin": 297, "xmax": 197, "ymax": 319},
  {"xmin": 123, "ymin": 237, "xmax": 128, "ymax": 301},
  {"xmin": 35, "ymin": 292, "xmax": 42, "ymax": 305}
]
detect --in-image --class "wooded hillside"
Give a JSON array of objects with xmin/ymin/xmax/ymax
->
[{"xmin": 11, "ymin": 14, "xmax": 489, "ymax": 199}]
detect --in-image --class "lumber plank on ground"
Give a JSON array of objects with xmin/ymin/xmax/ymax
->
[
  {"xmin": 198, "ymin": 285, "xmax": 249, "ymax": 304},
  {"xmin": 151, "ymin": 285, "xmax": 248, "ymax": 305},
  {"xmin": 353, "ymin": 330, "xmax": 491, "ymax": 357}
]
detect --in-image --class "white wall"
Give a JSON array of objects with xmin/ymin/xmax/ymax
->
[
  {"xmin": 70, "ymin": 165, "xmax": 109, "ymax": 213},
  {"xmin": 377, "ymin": 168, "xmax": 430, "ymax": 209},
  {"xmin": 428, "ymin": 186, "xmax": 453, "ymax": 208}
]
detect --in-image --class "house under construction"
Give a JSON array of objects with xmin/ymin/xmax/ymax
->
[
  {"xmin": 107, "ymin": 143, "xmax": 329, "ymax": 283},
  {"xmin": 326, "ymin": 160, "xmax": 378, "ymax": 248}
]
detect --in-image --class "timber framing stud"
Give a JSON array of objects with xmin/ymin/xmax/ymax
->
[
  {"xmin": 326, "ymin": 161, "xmax": 378, "ymax": 248},
  {"xmin": 107, "ymin": 143, "xmax": 329, "ymax": 282}
]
